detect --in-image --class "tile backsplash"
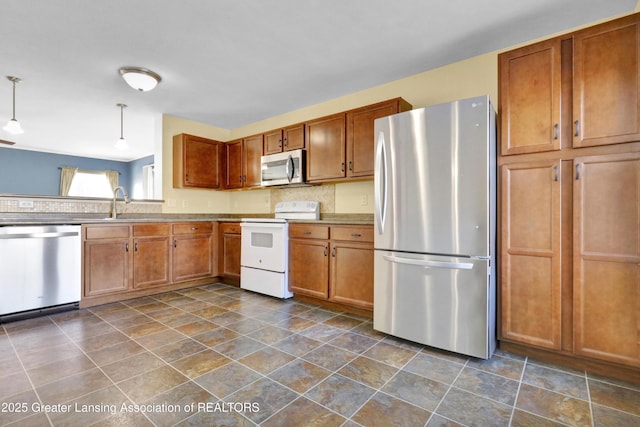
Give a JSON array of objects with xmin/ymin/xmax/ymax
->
[{"xmin": 0, "ymin": 196, "xmax": 162, "ymax": 214}]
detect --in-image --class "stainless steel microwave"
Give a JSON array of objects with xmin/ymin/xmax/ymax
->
[{"xmin": 260, "ymin": 149, "xmax": 306, "ymax": 186}]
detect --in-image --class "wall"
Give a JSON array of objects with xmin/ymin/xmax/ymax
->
[
  {"xmin": 128, "ymin": 154, "xmax": 154, "ymax": 199},
  {"xmin": 0, "ymin": 147, "xmax": 139, "ymax": 196}
]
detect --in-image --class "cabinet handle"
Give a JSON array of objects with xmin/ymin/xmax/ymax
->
[
  {"xmin": 185, "ymin": 174, "xmax": 189, "ymax": 182},
  {"xmin": 341, "ymin": 162, "xmax": 345, "ymax": 172},
  {"xmin": 351, "ymin": 233, "xmax": 362, "ymax": 238},
  {"xmin": 331, "ymin": 247, "xmax": 336, "ymax": 257},
  {"xmin": 191, "ymin": 227, "xmax": 198, "ymax": 231},
  {"xmin": 324, "ymin": 246, "xmax": 328, "ymax": 256},
  {"xmin": 553, "ymin": 124, "xmax": 559, "ymax": 140},
  {"xmin": 303, "ymin": 231, "xmax": 312, "ymax": 235},
  {"xmin": 125, "ymin": 242, "xmax": 129, "ymax": 252},
  {"xmin": 575, "ymin": 163, "xmax": 582, "ymax": 180},
  {"xmin": 283, "ymin": 137, "xmax": 288, "ymax": 147},
  {"xmin": 134, "ymin": 242, "xmax": 138, "ymax": 252},
  {"xmin": 574, "ymin": 120, "xmax": 579, "ymax": 137},
  {"xmin": 553, "ymin": 165, "xmax": 558, "ymax": 182},
  {"xmin": 348, "ymin": 161, "xmax": 353, "ymax": 171},
  {"xmin": 173, "ymin": 239, "xmax": 177, "ymax": 248}
]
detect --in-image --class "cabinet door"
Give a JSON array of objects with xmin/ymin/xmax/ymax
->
[
  {"xmin": 221, "ymin": 232, "xmax": 241, "ymax": 282},
  {"xmin": 172, "ymin": 235, "xmax": 213, "ymax": 282},
  {"xmin": 84, "ymin": 240, "xmax": 130, "ymax": 296},
  {"xmin": 224, "ymin": 140, "xmax": 243, "ymax": 189},
  {"xmin": 306, "ymin": 113, "xmax": 346, "ymax": 182},
  {"xmin": 243, "ymin": 134, "xmax": 263, "ymax": 188},
  {"xmin": 500, "ymin": 161, "xmax": 562, "ymax": 350},
  {"xmin": 499, "ymin": 39, "xmax": 562, "ymax": 155},
  {"xmin": 346, "ymin": 100, "xmax": 408, "ymax": 178},
  {"xmin": 330, "ymin": 242, "xmax": 373, "ymax": 310},
  {"xmin": 264, "ymin": 130, "xmax": 284, "ymax": 155},
  {"xmin": 173, "ymin": 134, "xmax": 222, "ymax": 189},
  {"xmin": 289, "ymin": 238, "xmax": 329, "ymax": 299},
  {"xmin": 283, "ymin": 123, "xmax": 305, "ymax": 151},
  {"xmin": 573, "ymin": 15, "xmax": 640, "ymax": 148},
  {"xmin": 574, "ymin": 153, "xmax": 640, "ymax": 366},
  {"xmin": 133, "ymin": 237, "xmax": 171, "ymax": 289}
]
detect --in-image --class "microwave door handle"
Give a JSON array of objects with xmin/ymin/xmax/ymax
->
[{"xmin": 286, "ymin": 154, "xmax": 294, "ymax": 182}]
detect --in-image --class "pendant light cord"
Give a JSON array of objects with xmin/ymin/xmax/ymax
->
[{"xmin": 11, "ymin": 80, "xmax": 16, "ymax": 120}]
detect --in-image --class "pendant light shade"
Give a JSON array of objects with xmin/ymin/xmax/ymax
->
[
  {"xmin": 119, "ymin": 67, "xmax": 161, "ymax": 92},
  {"xmin": 3, "ymin": 76, "xmax": 24, "ymax": 135},
  {"xmin": 115, "ymin": 103, "xmax": 128, "ymax": 150}
]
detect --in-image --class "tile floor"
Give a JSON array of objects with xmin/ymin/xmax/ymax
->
[{"xmin": 1, "ymin": 282, "xmax": 639, "ymax": 427}]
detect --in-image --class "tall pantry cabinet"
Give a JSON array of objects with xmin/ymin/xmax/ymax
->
[{"xmin": 498, "ymin": 13, "xmax": 640, "ymax": 378}]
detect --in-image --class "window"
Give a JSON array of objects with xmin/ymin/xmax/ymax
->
[{"xmin": 67, "ymin": 171, "xmax": 113, "ymax": 198}]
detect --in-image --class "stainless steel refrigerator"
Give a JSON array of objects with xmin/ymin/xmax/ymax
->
[{"xmin": 373, "ymin": 95, "xmax": 496, "ymax": 359}]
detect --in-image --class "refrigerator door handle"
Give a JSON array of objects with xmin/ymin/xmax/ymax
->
[
  {"xmin": 383, "ymin": 255, "xmax": 474, "ymax": 270},
  {"xmin": 374, "ymin": 131, "xmax": 388, "ymax": 234}
]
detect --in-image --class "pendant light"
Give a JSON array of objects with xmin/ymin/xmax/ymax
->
[
  {"xmin": 3, "ymin": 76, "xmax": 24, "ymax": 135},
  {"xmin": 119, "ymin": 67, "xmax": 161, "ymax": 92},
  {"xmin": 115, "ymin": 103, "xmax": 128, "ymax": 150}
]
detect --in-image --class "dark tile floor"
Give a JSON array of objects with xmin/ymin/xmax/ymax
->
[{"xmin": 1, "ymin": 282, "xmax": 639, "ymax": 426}]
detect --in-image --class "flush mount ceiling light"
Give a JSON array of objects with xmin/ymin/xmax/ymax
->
[
  {"xmin": 3, "ymin": 76, "xmax": 24, "ymax": 135},
  {"xmin": 115, "ymin": 103, "xmax": 128, "ymax": 150},
  {"xmin": 118, "ymin": 67, "xmax": 161, "ymax": 92}
]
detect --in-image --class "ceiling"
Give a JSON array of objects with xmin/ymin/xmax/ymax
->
[{"xmin": 0, "ymin": 0, "xmax": 636, "ymax": 161}]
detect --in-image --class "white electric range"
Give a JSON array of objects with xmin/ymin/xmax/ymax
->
[{"xmin": 240, "ymin": 201, "xmax": 320, "ymax": 298}]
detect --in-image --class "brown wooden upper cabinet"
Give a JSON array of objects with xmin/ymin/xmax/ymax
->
[
  {"xmin": 264, "ymin": 123, "xmax": 305, "ymax": 155},
  {"xmin": 173, "ymin": 134, "xmax": 223, "ymax": 189},
  {"xmin": 500, "ymin": 13, "xmax": 640, "ymax": 155},
  {"xmin": 306, "ymin": 98, "xmax": 412, "ymax": 183},
  {"xmin": 305, "ymin": 113, "xmax": 347, "ymax": 182},
  {"xmin": 346, "ymin": 98, "xmax": 412, "ymax": 178},
  {"xmin": 573, "ymin": 15, "xmax": 640, "ymax": 148},
  {"xmin": 499, "ymin": 39, "xmax": 562, "ymax": 156},
  {"xmin": 223, "ymin": 134, "xmax": 263, "ymax": 189}
]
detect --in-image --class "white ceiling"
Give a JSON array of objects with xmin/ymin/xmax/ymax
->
[{"xmin": 0, "ymin": 0, "xmax": 636, "ymax": 161}]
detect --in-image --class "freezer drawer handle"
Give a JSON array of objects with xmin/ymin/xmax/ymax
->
[{"xmin": 383, "ymin": 255, "xmax": 473, "ymax": 270}]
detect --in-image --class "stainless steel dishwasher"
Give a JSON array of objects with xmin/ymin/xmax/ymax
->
[{"xmin": 0, "ymin": 225, "xmax": 81, "ymax": 322}]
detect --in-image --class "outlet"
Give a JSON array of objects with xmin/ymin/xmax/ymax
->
[
  {"xmin": 182, "ymin": 200, "xmax": 189, "ymax": 208},
  {"xmin": 360, "ymin": 195, "xmax": 368, "ymax": 206},
  {"xmin": 19, "ymin": 200, "xmax": 34, "ymax": 209}
]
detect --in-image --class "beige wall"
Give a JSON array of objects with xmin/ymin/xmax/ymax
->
[{"xmin": 162, "ymin": 8, "xmax": 637, "ymax": 215}]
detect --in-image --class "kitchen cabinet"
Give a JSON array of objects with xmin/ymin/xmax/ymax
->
[
  {"xmin": 573, "ymin": 153, "xmax": 640, "ymax": 366},
  {"xmin": 82, "ymin": 222, "xmax": 218, "ymax": 307},
  {"xmin": 173, "ymin": 133, "xmax": 223, "ymax": 189},
  {"xmin": 289, "ymin": 224, "xmax": 373, "ymax": 311},
  {"xmin": 498, "ymin": 12, "xmax": 640, "ymax": 378},
  {"xmin": 573, "ymin": 15, "xmax": 640, "ymax": 148},
  {"xmin": 219, "ymin": 222, "xmax": 241, "ymax": 284},
  {"xmin": 83, "ymin": 225, "xmax": 131, "ymax": 297},
  {"xmin": 500, "ymin": 160, "xmax": 562, "ymax": 350},
  {"xmin": 224, "ymin": 135, "xmax": 263, "ymax": 189},
  {"xmin": 132, "ymin": 224, "xmax": 171, "ymax": 289},
  {"xmin": 172, "ymin": 222, "xmax": 214, "ymax": 282},
  {"xmin": 499, "ymin": 39, "xmax": 562, "ymax": 156},
  {"xmin": 264, "ymin": 123, "xmax": 305, "ymax": 155},
  {"xmin": 345, "ymin": 98, "xmax": 412, "ymax": 178},
  {"xmin": 305, "ymin": 113, "xmax": 346, "ymax": 182}
]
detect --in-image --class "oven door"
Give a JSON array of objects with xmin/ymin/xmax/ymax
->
[{"xmin": 240, "ymin": 222, "xmax": 288, "ymax": 272}]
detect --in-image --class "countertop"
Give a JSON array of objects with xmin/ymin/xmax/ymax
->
[{"xmin": 0, "ymin": 213, "xmax": 373, "ymax": 226}]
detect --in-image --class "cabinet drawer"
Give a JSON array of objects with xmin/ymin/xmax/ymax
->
[
  {"xmin": 289, "ymin": 224, "xmax": 329, "ymax": 239},
  {"xmin": 85, "ymin": 224, "xmax": 130, "ymax": 240},
  {"xmin": 133, "ymin": 223, "xmax": 170, "ymax": 237},
  {"xmin": 172, "ymin": 222, "xmax": 213, "ymax": 235},
  {"xmin": 331, "ymin": 226, "xmax": 373, "ymax": 243},
  {"xmin": 221, "ymin": 222, "xmax": 241, "ymax": 234}
]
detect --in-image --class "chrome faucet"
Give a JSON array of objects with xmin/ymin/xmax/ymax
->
[{"xmin": 112, "ymin": 186, "xmax": 130, "ymax": 219}]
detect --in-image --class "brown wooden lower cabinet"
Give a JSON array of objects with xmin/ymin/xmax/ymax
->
[
  {"xmin": 289, "ymin": 223, "xmax": 373, "ymax": 312},
  {"xmin": 82, "ymin": 222, "xmax": 216, "ymax": 307},
  {"xmin": 219, "ymin": 222, "xmax": 241, "ymax": 284}
]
